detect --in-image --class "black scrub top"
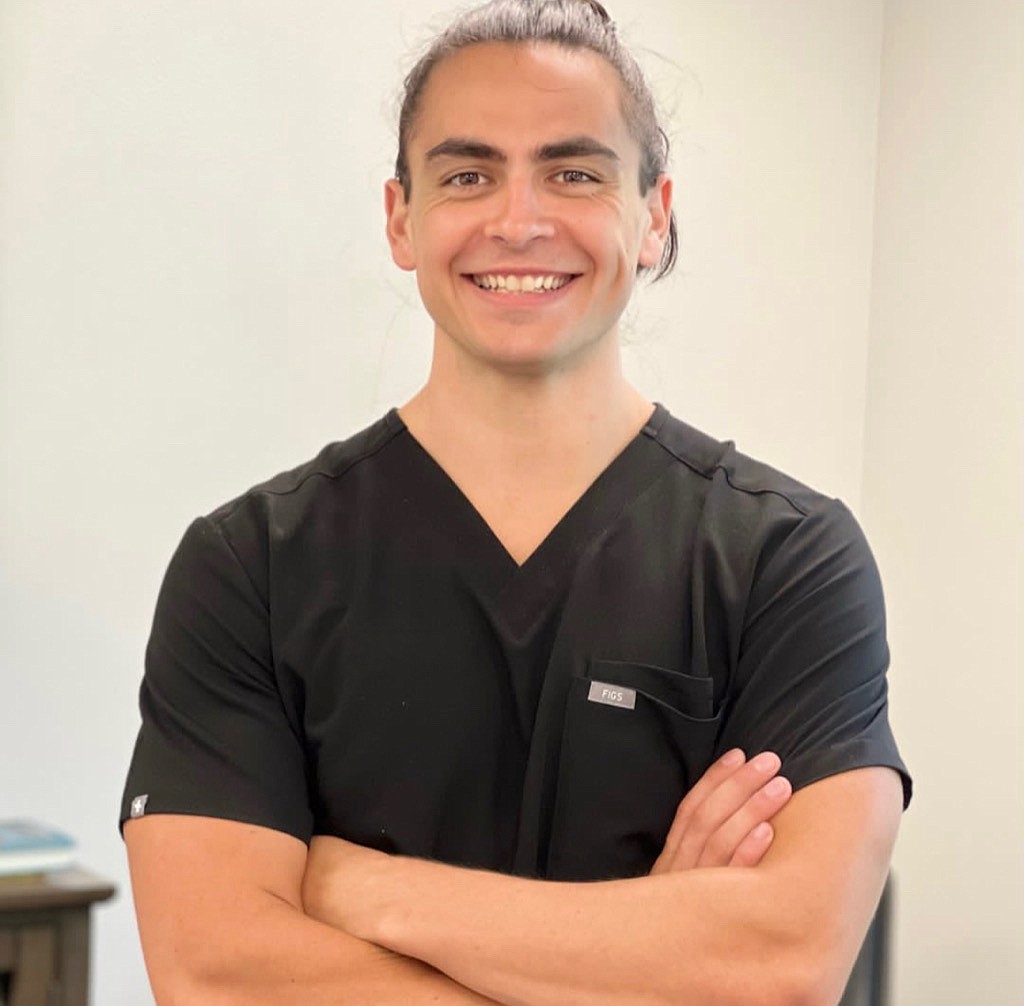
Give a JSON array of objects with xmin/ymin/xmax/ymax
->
[{"xmin": 120, "ymin": 405, "xmax": 911, "ymax": 881}]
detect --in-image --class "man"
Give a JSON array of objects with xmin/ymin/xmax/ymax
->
[{"xmin": 122, "ymin": 2, "xmax": 911, "ymax": 1003}]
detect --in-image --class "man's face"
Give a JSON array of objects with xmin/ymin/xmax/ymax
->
[{"xmin": 385, "ymin": 42, "xmax": 671, "ymax": 376}]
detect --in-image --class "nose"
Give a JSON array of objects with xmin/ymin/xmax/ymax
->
[{"xmin": 482, "ymin": 176, "xmax": 556, "ymax": 246}]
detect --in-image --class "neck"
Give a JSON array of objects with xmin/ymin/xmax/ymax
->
[
  {"xmin": 399, "ymin": 330, "xmax": 652, "ymax": 472},
  {"xmin": 397, "ymin": 331, "xmax": 654, "ymax": 566}
]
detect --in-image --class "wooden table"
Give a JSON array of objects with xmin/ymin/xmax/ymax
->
[{"xmin": 0, "ymin": 869, "xmax": 116, "ymax": 1006}]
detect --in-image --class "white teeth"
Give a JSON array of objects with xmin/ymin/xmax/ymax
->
[{"xmin": 472, "ymin": 274, "xmax": 572, "ymax": 293}]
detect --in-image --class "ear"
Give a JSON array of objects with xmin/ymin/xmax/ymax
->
[
  {"xmin": 637, "ymin": 174, "xmax": 673, "ymax": 270},
  {"xmin": 384, "ymin": 178, "xmax": 416, "ymax": 272}
]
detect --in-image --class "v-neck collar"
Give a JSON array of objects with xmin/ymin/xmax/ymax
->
[{"xmin": 385, "ymin": 403, "xmax": 675, "ymax": 641}]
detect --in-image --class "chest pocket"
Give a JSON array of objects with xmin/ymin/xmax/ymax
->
[{"xmin": 546, "ymin": 658, "xmax": 721, "ymax": 881}]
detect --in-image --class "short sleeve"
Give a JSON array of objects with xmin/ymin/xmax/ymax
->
[
  {"xmin": 718, "ymin": 499, "xmax": 912, "ymax": 808},
  {"xmin": 119, "ymin": 515, "xmax": 314, "ymax": 841}
]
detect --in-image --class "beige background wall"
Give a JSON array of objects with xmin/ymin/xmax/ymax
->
[
  {"xmin": 1, "ymin": 1, "xmax": 1020, "ymax": 1002},
  {"xmin": 865, "ymin": 1, "xmax": 1024, "ymax": 1001}
]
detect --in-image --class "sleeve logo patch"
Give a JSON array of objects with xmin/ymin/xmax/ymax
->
[
  {"xmin": 130, "ymin": 794, "xmax": 149, "ymax": 819},
  {"xmin": 587, "ymin": 680, "xmax": 637, "ymax": 710}
]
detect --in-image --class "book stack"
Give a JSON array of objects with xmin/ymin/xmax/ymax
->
[{"xmin": 0, "ymin": 819, "xmax": 76, "ymax": 879}]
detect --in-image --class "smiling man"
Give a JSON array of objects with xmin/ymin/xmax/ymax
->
[
  {"xmin": 386, "ymin": 43, "xmax": 666, "ymax": 384},
  {"xmin": 121, "ymin": 3, "xmax": 910, "ymax": 1005}
]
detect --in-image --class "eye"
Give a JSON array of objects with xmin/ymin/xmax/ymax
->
[
  {"xmin": 553, "ymin": 169, "xmax": 598, "ymax": 184},
  {"xmin": 444, "ymin": 171, "xmax": 486, "ymax": 188}
]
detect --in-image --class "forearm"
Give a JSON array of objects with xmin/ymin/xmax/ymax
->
[
  {"xmin": 352, "ymin": 857, "xmax": 809, "ymax": 1006},
  {"xmin": 148, "ymin": 889, "xmax": 497, "ymax": 1006},
  {"xmin": 307, "ymin": 771, "xmax": 901, "ymax": 1006}
]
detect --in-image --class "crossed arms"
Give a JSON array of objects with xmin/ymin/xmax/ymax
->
[{"xmin": 125, "ymin": 752, "xmax": 902, "ymax": 1006}]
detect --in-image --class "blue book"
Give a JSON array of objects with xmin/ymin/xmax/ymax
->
[{"xmin": 0, "ymin": 820, "xmax": 76, "ymax": 876}]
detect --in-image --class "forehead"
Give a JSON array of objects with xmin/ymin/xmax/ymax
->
[{"xmin": 410, "ymin": 42, "xmax": 636, "ymax": 160}]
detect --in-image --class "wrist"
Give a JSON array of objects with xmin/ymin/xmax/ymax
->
[
  {"xmin": 351, "ymin": 845, "xmax": 402, "ymax": 944},
  {"xmin": 302, "ymin": 836, "xmax": 395, "ymax": 940},
  {"xmin": 369, "ymin": 853, "xmax": 428, "ymax": 951}
]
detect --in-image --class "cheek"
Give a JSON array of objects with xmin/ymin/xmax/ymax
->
[
  {"xmin": 574, "ymin": 200, "xmax": 638, "ymax": 260},
  {"xmin": 418, "ymin": 216, "xmax": 481, "ymax": 274}
]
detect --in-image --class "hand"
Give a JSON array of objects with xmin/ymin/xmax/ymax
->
[
  {"xmin": 649, "ymin": 749, "xmax": 792, "ymax": 874},
  {"xmin": 301, "ymin": 834, "xmax": 390, "ymax": 939}
]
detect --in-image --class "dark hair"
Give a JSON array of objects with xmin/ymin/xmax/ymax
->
[{"xmin": 395, "ymin": 0, "xmax": 678, "ymax": 281}]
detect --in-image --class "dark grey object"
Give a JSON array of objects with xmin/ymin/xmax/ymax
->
[{"xmin": 839, "ymin": 876, "xmax": 893, "ymax": 1006}]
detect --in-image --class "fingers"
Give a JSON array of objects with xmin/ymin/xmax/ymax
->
[
  {"xmin": 653, "ymin": 750, "xmax": 791, "ymax": 873},
  {"xmin": 696, "ymin": 772, "xmax": 791, "ymax": 868},
  {"xmin": 658, "ymin": 747, "xmax": 747, "ymax": 856},
  {"xmin": 728, "ymin": 822, "xmax": 774, "ymax": 868},
  {"xmin": 651, "ymin": 747, "xmax": 749, "ymax": 874},
  {"xmin": 675, "ymin": 752, "xmax": 789, "ymax": 869}
]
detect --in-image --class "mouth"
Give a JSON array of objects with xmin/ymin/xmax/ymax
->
[{"xmin": 466, "ymin": 272, "xmax": 580, "ymax": 295}]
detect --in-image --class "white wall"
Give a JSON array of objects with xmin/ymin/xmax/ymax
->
[
  {"xmin": 1, "ymin": 1, "xmax": 1018, "ymax": 1003},
  {"xmin": 622, "ymin": 0, "xmax": 885, "ymax": 508},
  {"xmin": 864, "ymin": 1, "xmax": 1024, "ymax": 1002}
]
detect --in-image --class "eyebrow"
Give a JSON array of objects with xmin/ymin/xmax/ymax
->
[
  {"xmin": 424, "ymin": 135, "xmax": 621, "ymax": 165},
  {"xmin": 537, "ymin": 137, "xmax": 620, "ymax": 163}
]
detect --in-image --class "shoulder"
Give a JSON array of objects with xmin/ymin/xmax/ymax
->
[
  {"xmin": 167, "ymin": 411, "xmax": 406, "ymax": 595},
  {"xmin": 648, "ymin": 405, "xmax": 858, "ymax": 545},
  {"xmin": 208, "ymin": 410, "xmax": 404, "ymax": 528}
]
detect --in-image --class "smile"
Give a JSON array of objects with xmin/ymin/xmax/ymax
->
[{"xmin": 470, "ymin": 273, "xmax": 577, "ymax": 293}]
